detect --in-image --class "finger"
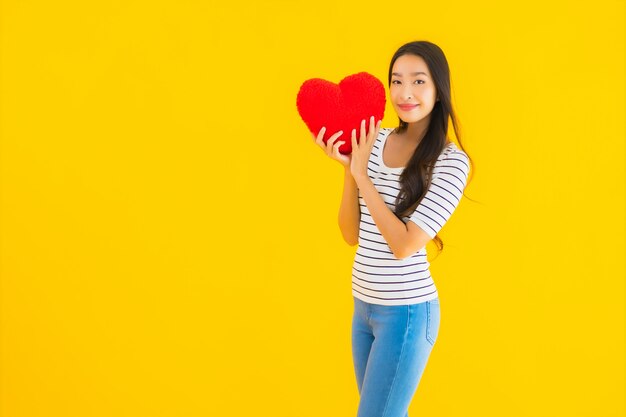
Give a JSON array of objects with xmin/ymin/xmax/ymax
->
[
  {"xmin": 360, "ymin": 119, "xmax": 366, "ymax": 145},
  {"xmin": 316, "ymin": 126, "xmax": 325, "ymax": 141},
  {"xmin": 370, "ymin": 120, "xmax": 380, "ymax": 152},
  {"xmin": 315, "ymin": 126, "xmax": 326, "ymax": 147},
  {"xmin": 368, "ymin": 116, "xmax": 375, "ymax": 141},
  {"xmin": 326, "ymin": 130, "xmax": 343, "ymax": 152},
  {"xmin": 333, "ymin": 140, "xmax": 345, "ymax": 156},
  {"xmin": 351, "ymin": 128, "xmax": 357, "ymax": 150}
]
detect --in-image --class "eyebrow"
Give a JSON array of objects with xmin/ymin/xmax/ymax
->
[{"xmin": 392, "ymin": 71, "xmax": 429, "ymax": 78}]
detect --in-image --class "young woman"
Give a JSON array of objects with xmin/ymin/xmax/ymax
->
[{"xmin": 312, "ymin": 40, "xmax": 474, "ymax": 417}]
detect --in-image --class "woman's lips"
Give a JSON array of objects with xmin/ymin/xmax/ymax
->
[{"xmin": 399, "ymin": 104, "xmax": 419, "ymax": 111}]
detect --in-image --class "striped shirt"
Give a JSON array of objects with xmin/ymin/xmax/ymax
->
[{"xmin": 352, "ymin": 127, "xmax": 470, "ymax": 306}]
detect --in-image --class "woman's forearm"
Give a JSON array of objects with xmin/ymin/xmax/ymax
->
[{"xmin": 338, "ymin": 166, "xmax": 360, "ymax": 246}]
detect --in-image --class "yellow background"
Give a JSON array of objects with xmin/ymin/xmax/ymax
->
[{"xmin": 1, "ymin": 0, "xmax": 624, "ymax": 416}]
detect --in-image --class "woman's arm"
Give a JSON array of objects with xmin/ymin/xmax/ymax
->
[
  {"xmin": 354, "ymin": 175, "xmax": 409, "ymax": 259},
  {"xmin": 338, "ymin": 166, "xmax": 360, "ymax": 246}
]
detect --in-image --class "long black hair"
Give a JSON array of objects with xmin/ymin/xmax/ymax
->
[{"xmin": 387, "ymin": 40, "xmax": 477, "ymax": 255}]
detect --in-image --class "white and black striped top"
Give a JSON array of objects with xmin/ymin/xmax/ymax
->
[{"xmin": 352, "ymin": 127, "xmax": 470, "ymax": 306}]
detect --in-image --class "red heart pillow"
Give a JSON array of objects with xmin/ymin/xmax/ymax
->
[{"xmin": 296, "ymin": 72, "xmax": 386, "ymax": 155}]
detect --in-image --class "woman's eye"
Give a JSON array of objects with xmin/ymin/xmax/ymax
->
[{"xmin": 392, "ymin": 80, "xmax": 424, "ymax": 84}]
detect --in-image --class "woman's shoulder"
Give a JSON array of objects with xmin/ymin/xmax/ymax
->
[
  {"xmin": 443, "ymin": 142, "xmax": 467, "ymax": 157},
  {"xmin": 439, "ymin": 143, "xmax": 470, "ymax": 174}
]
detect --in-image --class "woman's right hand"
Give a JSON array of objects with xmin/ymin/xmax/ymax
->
[{"xmin": 311, "ymin": 126, "xmax": 351, "ymax": 168}]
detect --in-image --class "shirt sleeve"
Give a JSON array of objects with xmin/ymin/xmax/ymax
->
[{"xmin": 406, "ymin": 149, "xmax": 470, "ymax": 238}]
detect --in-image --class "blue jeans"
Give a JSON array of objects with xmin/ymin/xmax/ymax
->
[{"xmin": 351, "ymin": 295, "xmax": 441, "ymax": 417}]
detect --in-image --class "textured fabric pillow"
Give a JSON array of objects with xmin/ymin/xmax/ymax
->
[{"xmin": 296, "ymin": 72, "xmax": 386, "ymax": 154}]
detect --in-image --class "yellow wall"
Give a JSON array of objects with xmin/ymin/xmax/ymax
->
[{"xmin": 1, "ymin": 0, "xmax": 624, "ymax": 416}]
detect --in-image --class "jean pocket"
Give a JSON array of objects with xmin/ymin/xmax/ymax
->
[{"xmin": 426, "ymin": 298, "xmax": 440, "ymax": 346}]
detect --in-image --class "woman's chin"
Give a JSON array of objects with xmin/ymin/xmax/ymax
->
[{"xmin": 399, "ymin": 115, "xmax": 425, "ymax": 124}]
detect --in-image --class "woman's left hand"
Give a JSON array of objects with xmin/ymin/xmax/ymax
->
[{"xmin": 350, "ymin": 115, "xmax": 382, "ymax": 183}]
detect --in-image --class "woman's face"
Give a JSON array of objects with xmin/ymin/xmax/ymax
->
[{"xmin": 390, "ymin": 54, "xmax": 438, "ymax": 124}]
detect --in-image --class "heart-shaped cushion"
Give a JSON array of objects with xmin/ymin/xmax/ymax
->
[{"xmin": 296, "ymin": 72, "xmax": 386, "ymax": 154}]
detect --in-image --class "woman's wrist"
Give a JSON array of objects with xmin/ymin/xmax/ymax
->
[{"xmin": 353, "ymin": 173, "xmax": 370, "ymax": 188}]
